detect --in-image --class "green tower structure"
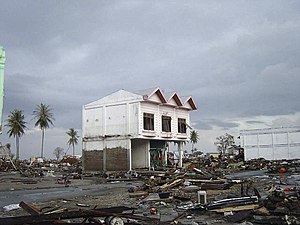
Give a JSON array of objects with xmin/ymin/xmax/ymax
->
[{"xmin": 0, "ymin": 47, "xmax": 6, "ymax": 132}]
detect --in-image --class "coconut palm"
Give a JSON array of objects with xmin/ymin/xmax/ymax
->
[
  {"xmin": 33, "ymin": 103, "xmax": 54, "ymax": 158},
  {"xmin": 190, "ymin": 130, "xmax": 199, "ymax": 153},
  {"xmin": 66, "ymin": 128, "xmax": 79, "ymax": 156},
  {"xmin": 5, "ymin": 109, "xmax": 27, "ymax": 160}
]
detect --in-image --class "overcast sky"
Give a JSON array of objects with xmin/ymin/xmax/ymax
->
[{"xmin": 1, "ymin": 0, "xmax": 300, "ymax": 159}]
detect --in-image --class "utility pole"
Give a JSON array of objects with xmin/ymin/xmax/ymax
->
[{"xmin": 0, "ymin": 46, "xmax": 6, "ymax": 133}]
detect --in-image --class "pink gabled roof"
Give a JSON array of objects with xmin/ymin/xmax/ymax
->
[
  {"xmin": 133, "ymin": 87, "xmax": 196, "ymax": 109},
  {"xmin": 137, "ymin": 87, "xmax": 167, "ymax": 103},
  {"xmin": 166, "ymin": 92, "xmax": 183, "ymax": 106},
  {"xmin": 183, "ymin": 96, "xmax": 197, "ymax": 110}
]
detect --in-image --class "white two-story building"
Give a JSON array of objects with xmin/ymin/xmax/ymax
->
[{"xmin": 82, "ymin": 87, "xmax": 197, "ymax": 171}]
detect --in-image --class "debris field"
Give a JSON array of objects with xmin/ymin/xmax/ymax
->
[{"xmin": 1, "ymin": 155, "xmax": 300, "ymax": 225}]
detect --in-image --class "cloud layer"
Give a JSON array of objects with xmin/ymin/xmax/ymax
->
[{"xmin": 1, "ymin": 0, "xmax": 300, "ymax": 157}]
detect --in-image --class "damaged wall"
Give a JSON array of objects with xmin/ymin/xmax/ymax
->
[
  {"xmin": 105, "ymin": 147, "xmax": 128, "ymax": 171},
  {"xmin": 82, "ymin": 150, "xmax": 103, "ymax": 171},
  {"xmin": 82, "ymin": 147, "xmax": 129, "ymax": 171},
  {"xmin": 83, "ymin": 138, "xmax": 131, "ymax": 171}
]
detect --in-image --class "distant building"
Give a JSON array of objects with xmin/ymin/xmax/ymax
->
[
  {"xmin": 82, "ymin": 87, "xmax": 197, "ymax": 171},
  {"xmin": 240, "ymin": 126, "xmax": 300, "ymax": 160}
]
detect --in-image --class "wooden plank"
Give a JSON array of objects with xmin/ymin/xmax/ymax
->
[
  {"xmin": 209, "ymin": 204, "xmax": 260, "ymax": 213},
  {"xmin": 187, "ymin": 179, "xmax": 225, "ymax": 184},
  {"xmin": 160, "ymin": 179, "xmax": 184, "ymax": 190},
  {"xmin": 129, "ymin": 191, "xmax": 148, "ymax": 198},
  {"xmin": 0, "ymin": 209, "xmax": 159, "ymax": 225},
  {"xmin": 19, "ymin": 201, "xmax": 41, "ymax": 215}
]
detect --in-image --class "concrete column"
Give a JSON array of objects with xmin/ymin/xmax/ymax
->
[
  {"xmin": 164, "ymin": 143, "xmax": 168, "ymax": 167},
  {"xmin": 178, "ymin": 142, "xmax": 183, "ymax": 167},
  {"xmin": 103, "ymin": 106, "xmax": 106, "ymax": 135},
  {"xmin": 103, "ymin": 148, "xmax": 106, "ymax": 171},
  {"xmin": 271, "ymin": 133, "xmax": 274, "ymax": 160},
  {"xmin": 128, "ymin": 139, "xmax": 132, "ymax": 171},
  {"xmin": 257, "ymin": 134, "xmax": 260, "ymax": 158},
  {"xmin": 287, "ymin": 132, "xmax": 290, "ymax": 159},
  {"xmin": 147, "ymin": 140, "xmax": 151, "ymax": 170}
]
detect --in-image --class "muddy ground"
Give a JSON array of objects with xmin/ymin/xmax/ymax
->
[
  {"xmin": 0, "ymin": 172, "xmax": 137, "ymax": 215},
  {"xmin": 0, "ymin": 170, "xmax": 281, "ymax": 224}
]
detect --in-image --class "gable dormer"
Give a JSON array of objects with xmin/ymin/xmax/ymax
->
[
  {"xmin": 166, "ymin": 92, "xmax": 183, "ymax": 107},
  {"xmin": 143, "ymin": 87, "xmax": 167, "ymax": 104},
  {"xmin": 183, "ymin": 96, "xmax": 197, "ymax": 110}
]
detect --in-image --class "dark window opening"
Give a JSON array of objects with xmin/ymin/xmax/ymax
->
[
  {"xmin": 143, "ymin": 113, "xmax": 154, "ymax": 130},
  {"xmin": 162, "ymin": 116, "xmax": 171, "ymax": 132},
  {"xmin": 178, "ymin": 118, "xmax": 187, "ymax": 133}
]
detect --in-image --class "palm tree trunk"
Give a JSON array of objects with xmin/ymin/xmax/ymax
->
[
  {"xmin": 41, "ymin": 129, "xmax": 45, "ymax": 158},
  {"xmin": 72, "ymin": 143, "xmax": 75, "ymax": 156},
  {"xmin": 16, "ymin": 136, "xmax": 19, "ymax": 160}
]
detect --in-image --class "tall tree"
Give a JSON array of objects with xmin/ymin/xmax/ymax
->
[
  {"xmin": 5, "ymin": 109, "xmax": 27, "ymax": 160},
  {"xmin": 214, "ymin": 133, "xmax": 235, "ymax": 156},
  {"xmin": 53, "ymin": 147, "xmax": 64, "ymax": 160},
  {"xmin": 33, "ymin": 103, "xmax": 54, "ymax": 158},
  {"xmin": 190, "ymin": 130, "xmax": 199, "ymax": 153},
  {"xmin": 66, "ymin": 128, "xmax": 79, "ymax": 156}
]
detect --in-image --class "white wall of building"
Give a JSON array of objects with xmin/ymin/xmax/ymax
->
[
  {"xmin": 241, "ymin": 127, "xmax": 300, "ymax": 160},
  {"xmin": 140, "ymin": 102, "xmax": 159, "ymax": 135},
  {"xmin": 105, "ymin": 103, "xmax": 127, "ymax": 135},
  {"xmin": 129, "ymin": 102, "xmax": 139, "ymax": 135},
  {"xmin": 83, "ymin": 140, "xmax": 104, "ymax": 151},
  {"xmin": 83, "ymin": 90, "xmax": 192, "ymax": 144},
  {"xmin": 159, "ymin": 105, "xmax": 176, "ymax": 134},
  {"xmin": 139, "ymin": 102, "xmax": 190, "ymax": 140},
  {"xmin": 131, "ymin": 139, "xmax": 150, "ymax": 168},
  {"xmin": 82, "ymin": 106, "xmax": 104, "ymax": 137}
]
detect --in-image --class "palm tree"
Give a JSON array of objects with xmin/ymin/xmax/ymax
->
[
  {"xmin": 33, "ymin": 103, "xmax": 54, "ymax": 158},
  {"xmin": 190, "ymin": 130, "xmax": 199, "ymax": 153},
  {"xmin": 66, "ymin": 128, "xmax": 79, "ymax": 156},
  {"xmin": 5, "ymin": 109, "xmax": 27, "ymax": 160}
]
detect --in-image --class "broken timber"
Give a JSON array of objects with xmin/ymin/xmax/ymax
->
[
  {"xmin": 207, "ymin": 196, "xmax": 259, "ymax": 210},
  {"xmin": 159, "ymin": 179, "xmax": 184, "ymax": 190},
  {"xmin": 19, "ymin": 201, "xmax": 41, "ymax": 215},
  {"xmin": 0, "ymin": 206, "xmax": 159, "ymax": 225}
]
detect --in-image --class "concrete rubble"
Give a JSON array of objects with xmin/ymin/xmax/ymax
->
[{"xmin": 1, "ymin": 155, "xmax": 300, "ymax": 224}]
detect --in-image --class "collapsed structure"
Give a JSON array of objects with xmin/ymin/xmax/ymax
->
[{"xmin": 82, "ymin": 87, "xmax": 197, "ymax": 171}]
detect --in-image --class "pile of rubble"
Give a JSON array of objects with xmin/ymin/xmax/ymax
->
[
  {"xmin": 0, "ymin": 158, "xmax": 16, "ymax": 171},
  {"xmin": 0, "ymin": 156, "xmax": 83, "ymax": 188},
  {"xmin": 0, "ymin": 156, "xmax": 82, "ymax": 177}
]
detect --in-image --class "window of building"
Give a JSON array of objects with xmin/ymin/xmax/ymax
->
[
  {"xmin": 178, "ymin": 118, "xmax": 187, "ymax": 133},
  {"xmin": 143, "ymin": 113, "xmax": 154, "ymax": 130},
  {"xmin": 162, "ymin": 116, "xmax": 171, "ymax": 132}
]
